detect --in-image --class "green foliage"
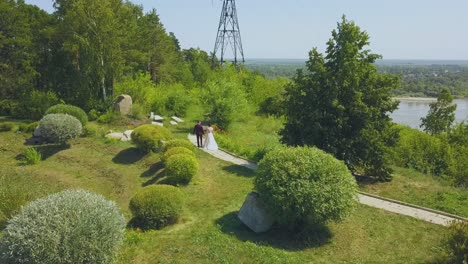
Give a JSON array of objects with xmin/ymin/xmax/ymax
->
[
  {"xmin": 421, "ymin": 88, "xmax": 457, "ymax": 135},
  {"xmin": 281, "ymin": 16, "xmax": 399, "ymax": 181},
  {"xmin": 165, "ymin": 154, "xmax": 199, "ymax": 185},
  {"xmin": 38, "ymin": 114, "xmax": 83, "ymax": 144},
  {"xmin": 442, "ymin": 221, "xmax": 468, "ymax": 264},
  {"xmin": 129, "ymin": 103, "xmax": 147, "ymax": 120},
  {"xmin": 115, "ymin": 74, "xmax": 193, "ymax": 117},
  {"xmin": 0, "ymin": 190, "xmax": 126, "ymax": 264},
  {"xmin": 12, "ymin": 90, "xmax": 62, "ymax": 120},
  {"xmin": 165, "ymin": 84, "xmax": 192, "ymax": 116},
  {"xmin": 17, "ymin": 121, "xmax": 38, "ymax": 133},
  {"xmin": 0, "ymin": 122, "xmax": 15, "ymax": 132},
  {"xmin": 163, "ymin": 139, "xmax": 196, "ymax": 152},
  {"xmin": 23, "ymin": 147, "xmax": 41, "ymax": 165},
  {"xmin": 82, "ymin": 123, "xmax": 99, "ymax": 137},
  {"xmin": 131, "ymin": 124, "xmax": 172, "ymax": 152},
  {"xmin": 129, "ymin": 185, "xmax": 184, "ymax": 229},
  {"xmin": 447, "ymin": 122, "xmax": 468, "ymax": 186},
  {"xmin": 97, "ymin": 111, "xmax": 121, "ymax": 124},
  {"xmin": 161, "ymin": 147, "xmax": 195, "ymax": 164},
  {"xmin": 255, "ymin": 147, "xmax": 358, "ymax": 229},
  {"xmin": 88, "ymin": 109, "xmax": 100, "ymax": 121},
  {"xmin": 392, "ymin": 126, "xmax": 451, "ymax": 176},
  {"xmin": 46, "ymin": 104, "xmax": 88, "ymax": 126},
  {"xmin": 201, "ymin": 79, "xmax": 249, "ymax": 130}
]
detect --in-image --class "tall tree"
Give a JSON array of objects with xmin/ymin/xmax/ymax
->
[
  {"xmin": 52, "ymin": 0, "xmax": 126, "ymax": 107},
  {"xmin": 281, "ymin": 16, "xmax": 399, "ymax": 181},
  {"xmin": 420, "ymin": 88, "xmax": 457, "ymax": 135}
]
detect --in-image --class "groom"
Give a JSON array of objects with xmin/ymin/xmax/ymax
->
[{"xmin": 193, "ymin": 121, "xmax": 204, "ymax": 148}]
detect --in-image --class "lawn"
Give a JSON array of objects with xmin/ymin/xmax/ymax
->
[
  {"xmin": 0, "ymin": 117, "xmax": 450, "ymax": 263},
  {"xmin": 360, "ymin": 166, "xmax": 468, "ymax": 218}
]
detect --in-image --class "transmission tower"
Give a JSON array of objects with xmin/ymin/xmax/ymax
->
[{"xmin": 213, "ymin": 0, "xmax": 244, "ymax": 65}]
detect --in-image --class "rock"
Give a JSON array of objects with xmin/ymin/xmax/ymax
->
[
  {"xmin": 238, "ymin": 192, "xmax": 274, "ymax": 233},
  {"xmin": 114, "ymin": 94, "xmax": 132, "ymax": 115},
  {"xmin": 121, "ymin": 130, "xmax": 133, "ymax": 141},
  {"xmin": 152, "ymin": 121, "xmax": 163, "ymax": 127},
  {"xmin": 106, "ymin": 132, "xmax": 124, "ymax": 140},
  {"xmin": 170, "ymin": 121, "xmax": 178, "ymax": 125},
  {"xmin": 153, "ymin": 115, "xmax": 164, "ymax": 121},
  {"xmin": 33, "ymin": 126, "xmax": 41, "ymax": 137},
  {"xmin": 172, "ymin": 116, "xmax": 184, "ymax": 122}
]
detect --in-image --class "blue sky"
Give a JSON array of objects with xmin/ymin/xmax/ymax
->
[{"xmin": 25, "ymin": 0, "xmax": 468, "ymax": 60}]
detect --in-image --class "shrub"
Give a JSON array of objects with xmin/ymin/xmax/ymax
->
[
  {"xmin": 165, "ymin": 154, "xmax": 199, "ymax": 185},
  {"xmin": 82, "ymin": 123, "xmax": 99, "ymax": 137},
  {"xmin": 88, "ymin": 109, "xmax": 100, "ymax": 121},
  {"xmin": 23, "ymin": 147, "xmax": 41, "ymax": 165},
  {"xmin": 161, "ymin": 147, "xmax": 195, "ymax": 163},
  {"xmin": 443, "ymin": 221, "xmax": 468, "ymax": 263},
  {"xmin": 17, "ymin": 121, "xmax": 38, "ymax": 133},
  {"xmin": 165, "ymin": 85, "xmax": 191, "ymax": 116},
  {"xmin": 255, "ymin": 147, "xmax": 358, "ymax": 229},
  {"xmin": 0, "ymin": 190, "xmax": 126, "ymax": 264},
  {"xmin": 129, "ymin": 185, "xmax": 184, "ymax": 229},
  {"xmin": 392, "ymin": 126, "xmax": 451, "ymax": 176},
  {"xmin": 38, "ymin": 114, "xmax": 82, "ymax": 144},
  {"xmin": 163, "ymin": 139, "xmax": 197, "ymax": 152},
  {"xmin": 0, "ymin": 122, "xmax": 15, "ymax": 132},
  {"xmin": 132, "ymin": 124, "xmax": 172, "ymax": 152},
  {"xmin": 46, "ymin": 104, "xmax": 88, "ymax": 126},
  {"xmin": 97, "ymin": 111, "xmax": 121, "ymax": 124},
  {"xmin": 11, "ymin": 90, "xmax": 62, "ymax": 120}
]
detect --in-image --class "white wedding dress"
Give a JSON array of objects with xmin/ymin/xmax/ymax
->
[{"xmin": 204, "ymin": 127, "xmax": 218, "ymax": 150}]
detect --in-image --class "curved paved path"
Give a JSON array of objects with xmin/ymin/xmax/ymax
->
[{"xmin": 188, "ymin": 134, "xmax": 464, "ymax": 226}]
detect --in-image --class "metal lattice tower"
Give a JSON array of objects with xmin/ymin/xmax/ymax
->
[{"xmin": 213, "ymin": 0, "xmax": 244, "ymax": 64}]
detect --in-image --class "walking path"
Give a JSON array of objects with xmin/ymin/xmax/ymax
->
[{"xmin": 188, "ymin": 134, "xmax": 464, "ymax": 226}]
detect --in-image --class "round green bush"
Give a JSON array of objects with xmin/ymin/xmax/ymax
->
[
  {"xmin": 39, "ymin": 114, "xmax": 82, "ymax": 143},
  {"xmin": 131, "ymin": 124, "xmax": 172, "ymax": 152},
  {"xmin": 165, "ymin": 154, "xmax": 199, "ymax": 185},
  {"xmin": 129, "ymin": 185, "xmax": 184, "ymax": 230},
  {"xmin": 0, "ymin": 190, "xmax": 126, "ymax": 264},
  {"xmin": 255, "ymin": 146, "xmax": 358, "ymax": 228},
  {"xmin": 163, "ymin": 139, "xmax": 197, "ymax": 152},
  {"xmin": 161, "ymin": 147, "xmax": 195, "ymax": 163},
  {"xmin": 46, "ymin": 104, "xmax": 88, "ymax": 126}
]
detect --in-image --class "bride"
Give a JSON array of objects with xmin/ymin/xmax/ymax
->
[{"xmin": 204, "ymin": 124, "xmax": 218, "ymax": 151}]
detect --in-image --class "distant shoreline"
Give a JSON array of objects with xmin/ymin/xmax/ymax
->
[{"xmin": 393, "ymin": 97, "xmax": 437, "ymax": 101}]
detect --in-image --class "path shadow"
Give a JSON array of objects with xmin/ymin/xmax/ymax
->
[
  {"xmin": 215, "ymin": 212, "xmax": 332, "ymax": 251},
  {"xmin": 222, "ymin": 164, "xmax": 255, "ymax": 178},
  {"xmin": 17, "ymin": 144, "xmax": 70, "ymax": 161},
  {"xmin": 141, "ymin": 161, "xmax": 167, "ymax": 186},
  {"xmin": 112, "ymin": 147, "xmax": 145, "ymax": 164}
]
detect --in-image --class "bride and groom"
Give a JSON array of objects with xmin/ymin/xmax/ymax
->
[{"xmin": 193, "ymin": 121, "xmax": 218, "ymax": 151}]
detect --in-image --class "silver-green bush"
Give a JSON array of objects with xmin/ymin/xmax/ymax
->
[
  {"xmin": 39, "ymin": 113, "xmax": 82, "ymax": 143},
  {"xmin": 0, "ymin": 190, "xmax": 126, "ymax": 264}
]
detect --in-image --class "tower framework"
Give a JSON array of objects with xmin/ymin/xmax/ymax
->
[{"xmin": 213, "ymin": 0, "xmax": 244, "ymax": 64}]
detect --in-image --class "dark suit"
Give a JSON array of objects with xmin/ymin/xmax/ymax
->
[{"xmin": 193, "ymin": 124, "xmax": 204, "ymax": 147}]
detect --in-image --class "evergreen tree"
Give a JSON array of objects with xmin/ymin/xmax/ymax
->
[{"xmin": 281, "ymin": 16, "xmax": 399, "ymax": 181}]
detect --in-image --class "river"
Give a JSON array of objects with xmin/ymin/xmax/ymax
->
[{"xmin": 390, "ymin": 98, "xmax": 468, "ymax": 129}]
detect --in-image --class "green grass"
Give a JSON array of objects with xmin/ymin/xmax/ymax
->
[
  {"xmin": 360, "ymin": 166, "xmax": 468, "ymax": 218},
  {"xmin": 0, "ymin": 117, "xmax": 451, "ymax": 262}
]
